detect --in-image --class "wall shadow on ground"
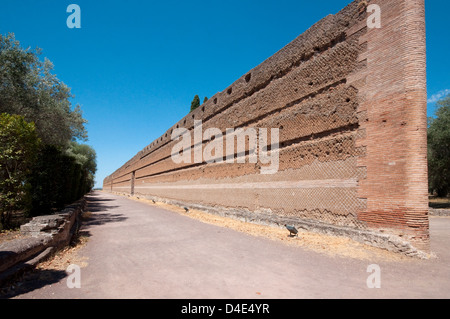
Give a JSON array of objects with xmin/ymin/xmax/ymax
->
[
  {"xmin": 82, "ymin": 192, "xmax": 128, "ymax": 229},
  {"xmin": 1, "ymin": 192, "xmax": 128, "ymax": 299},
  {"xmin": 0, "ymin": 268, "xmax": 67, "ymax": 299}
]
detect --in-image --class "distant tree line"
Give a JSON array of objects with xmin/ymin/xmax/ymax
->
[
  {"xmin": 0, "ymin": 33, "xmax": 96, "ymax": 229},
  {"xmin": 428, "ymin": 95, "xmax": 450, "ymax": 198}
]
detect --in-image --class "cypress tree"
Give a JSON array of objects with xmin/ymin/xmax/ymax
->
[{"xmin": 190, "ymin": 95, "xmax": 200, "ymax": 112}]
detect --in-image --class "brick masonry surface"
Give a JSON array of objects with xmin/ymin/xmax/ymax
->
[{"xmin": 104, "ymin": 0, "xmax": 429, "ymax": 255}]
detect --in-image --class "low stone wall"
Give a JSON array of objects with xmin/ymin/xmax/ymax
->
[{"xmin": 0, "ymin": 198, "xmax": 86, "ymax": 286}]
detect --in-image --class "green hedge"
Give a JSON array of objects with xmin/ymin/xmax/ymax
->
[{"xmin": 29, "ymin": 145, "xmax": 91, "ymax": 217}]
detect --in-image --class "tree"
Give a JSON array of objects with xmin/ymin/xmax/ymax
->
[
  {"xmin": 30, "ymin": 145, "xmax": 74, "ymax": 215},
  {"xmin": 428, "ymin": 95, "xmax": 450, "ymax": 197},
  {"xmin": 65, "ymin": 141, "xmax": 97, "ymax": 194},
  {"xmin": 0, "ymin": 33, "xmax": 96, "ymax": 220},
  {"xmin": 29, "ymin": 142, "xmax": 97, "ymax": 216},
  {"xmin": 203, "ymin": 97, "xmax": 208, "ymax": 104},
  {"xmin": 190, "ymin": 95, "xmax": 200, "ymax": 112},
  {"xmin": 0, "ymin": 113, "xmax": 40, "ymax": 229},
  {"xmin": 0, "ymin": 33, "xmax": 87, "ymax": 146}
]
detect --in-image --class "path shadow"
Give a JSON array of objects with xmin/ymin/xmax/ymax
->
[
  {"xmin": 1, "ymin": 192, "xmax": 128, "ymax": 299},
  {"xmin": 82, "ymin": 192, "xmax": 128, "ymax": 228},
  {"xmin": 429, "ymin": 202, "xmax": 450, "ymax": 209},
  {"xmin": 0, "ymin": 268, "xmax": 67, "ymax": 299}
]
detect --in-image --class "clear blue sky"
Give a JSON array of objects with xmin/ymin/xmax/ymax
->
[{"xmin": 1, "ymin": 0, "xmax": 448, "ymax": 189}]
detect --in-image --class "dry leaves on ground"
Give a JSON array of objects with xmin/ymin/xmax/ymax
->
[
  {"xmin": 0, "ymin": 229, "xmax": 26, "ymax": 244},
  {"xmin": 36, "ymin": 235, "xmax": 90, "ymax": 272}
]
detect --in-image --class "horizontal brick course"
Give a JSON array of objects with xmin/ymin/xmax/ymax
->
[{"xmin": 104, "ymin": 0, "xmax": 429, "ymax": 256}]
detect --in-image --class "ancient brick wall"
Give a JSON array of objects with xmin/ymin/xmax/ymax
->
[{"xmin": 103, "ymin": 0, "xmax": 429, "ymax": 255}]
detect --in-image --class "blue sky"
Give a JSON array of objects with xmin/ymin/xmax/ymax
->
[{"xmin": 1, "ymin": 0, "xmax": 449, "ymax": 188}]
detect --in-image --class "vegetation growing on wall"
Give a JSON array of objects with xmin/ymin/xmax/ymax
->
[{"xmin": 190, "ymin": 95, "xmax": 201, "ymax": 113}]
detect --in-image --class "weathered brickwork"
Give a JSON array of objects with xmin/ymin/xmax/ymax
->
[{"xmin": 104, "ymin": 0, "xmax": 429, "ymax": 255}]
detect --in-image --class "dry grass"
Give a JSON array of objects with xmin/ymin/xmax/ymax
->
[
  {"xmin": 36, "ymin": 234, "xmax": 90, "ymax": 272},
  {"xmin": 131, "ymin": 197, "xmax": 411, "ymax": 262}
]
